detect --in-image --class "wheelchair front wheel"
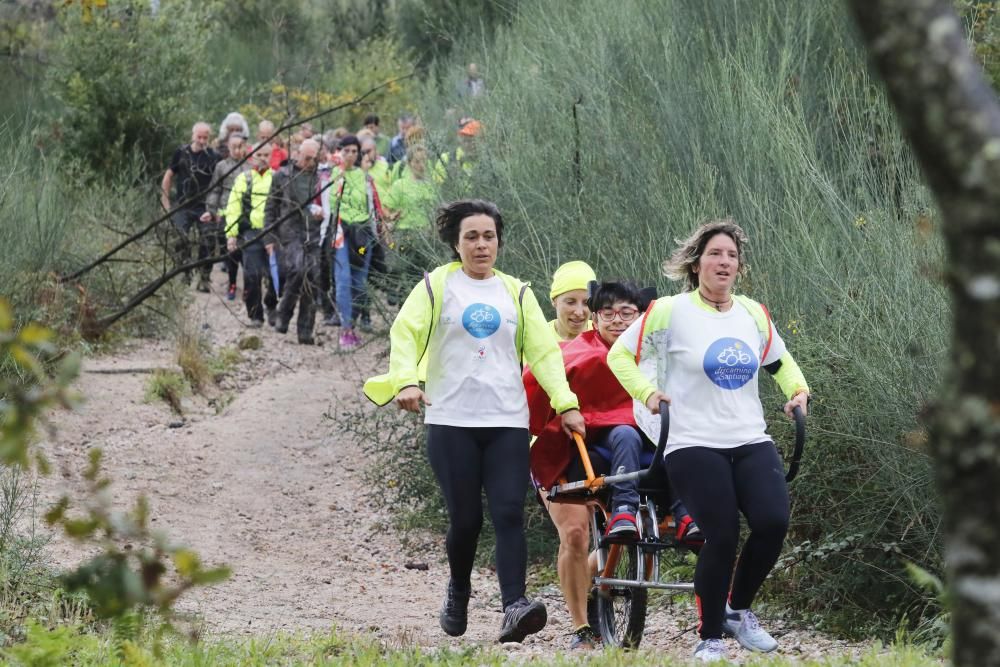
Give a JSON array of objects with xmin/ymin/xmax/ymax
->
[{"xmin": 589, "ymin": 510, "xmax": 648, "ymax": 648}]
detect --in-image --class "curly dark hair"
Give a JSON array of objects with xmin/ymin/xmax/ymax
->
[{"xmin": 435, "ymin": 199, "xmax": 504, "ymax": 259}]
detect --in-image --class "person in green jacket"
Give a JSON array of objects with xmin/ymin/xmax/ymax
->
[
  {"xmin": 381, "ymin": 144, "xmax": 439, "ymax": 303},
  {"xmin": 364, "ymin": 199, "xmax": 586, "ymax": 644},
  {"xmin": 332, "ymin": 135, "xmax": 380, "ymax": 349}
]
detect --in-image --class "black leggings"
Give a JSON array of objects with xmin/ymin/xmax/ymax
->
[
  {"xmin": 426, "ymin": 425, "xmax": 530, "ymax": 609},
  {"xmin": 665, "ymin": 442, "xmax": 789, "ymax": 639}
]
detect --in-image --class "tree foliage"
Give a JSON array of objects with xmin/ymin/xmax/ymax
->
[
  {"xmin": 0, "ymin": 300, "xmax": 80, "ymax": 469},
  {"xmin": 396, "ymin": 0, "xmax": 517, "ymax": 68},
  {"xmin": 41, "ymin": 0, "xmax": 212, "ymax": 175}
]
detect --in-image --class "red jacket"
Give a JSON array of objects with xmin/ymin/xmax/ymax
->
[{"xmin": 524, "ymin": 329, "xmax": 635, "ymax": 489}]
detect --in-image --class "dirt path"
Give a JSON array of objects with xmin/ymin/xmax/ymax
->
[{"xmin": 37, "ymin": 270, "xmax": 870, "ymax": 662}]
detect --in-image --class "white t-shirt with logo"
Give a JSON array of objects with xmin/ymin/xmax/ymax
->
[
  {"xmin": 424, "ymin": 270, "xmax": 527, "ymax": 428},
  {"xmin": 616, "ymin": 293, "xmax": 786, "ymax": 454}
]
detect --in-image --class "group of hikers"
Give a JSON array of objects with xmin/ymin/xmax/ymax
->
[
  {"xmin": 364, "ymin": 202, "xmax": 811, "ymax": 663},
  {"xmin": 160, "ymin": 109, "xmax": 472, "ymax": 350},
  {"xmin": 160, "ymin": 104, "xmax": 812, "ymax": 662}
]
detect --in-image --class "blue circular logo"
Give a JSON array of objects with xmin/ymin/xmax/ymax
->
[
  {"xmin": 462, "ymin": 303, "xmax": 501, "ymax": 339},
  {"xmin": 703, "ymin": 337, "xmax": 758, "ymax": 390}
]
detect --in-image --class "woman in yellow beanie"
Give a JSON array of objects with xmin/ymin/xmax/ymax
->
[{"xmin": 549, "ymin": 261, "xmax": 597, "ymax": 342}]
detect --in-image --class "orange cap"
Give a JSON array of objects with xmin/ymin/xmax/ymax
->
[{"xmin": 458, "ymin": 120, "xmax": 482, "ymax": 137}]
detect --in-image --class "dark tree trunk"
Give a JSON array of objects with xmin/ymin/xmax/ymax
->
[{"xmin": 846, "ymin": 1, "xmax": 1000, "ymax": 664}]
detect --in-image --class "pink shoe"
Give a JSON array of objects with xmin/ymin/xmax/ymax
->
[{"xmin": 339, "ymin": 329, "xmax": 361, "ymax": 351}]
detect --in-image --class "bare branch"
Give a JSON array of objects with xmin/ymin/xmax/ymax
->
[{"xmin": 89, "ymin": 172, "xmax": 343, "ymax": 334}]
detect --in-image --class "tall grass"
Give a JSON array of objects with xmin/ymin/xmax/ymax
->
[
  {"xmin": 0, "ymin": 119, "xmax": 184, "ymax": 338},
  {"xmin": 403, "ymin": 0, "xmax": 947, "ymax": 637}
]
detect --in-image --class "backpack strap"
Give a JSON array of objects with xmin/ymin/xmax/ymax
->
[
  {"xmin": 634, "ymin": 300, "xmax": 657, "ymax": 364},
  {"xmin": 233, "ymin": 170, "xmax": 254, "ymax": 235},
  {"xmin": 415, "ymin": 271, "xmax": 436, "ymax": 371},
  {"xmin": 424, "ymin": 271, "xmax": 434, "ymax": 302},
  {"xmin": 517, "ymin": 283, "xmax": 529, "ymax": 367},
  {"xmin": 733, "ymin": 295, "xmax": 774, "ymax": 362},
  {"xmin": 759, "ymin": 303, "xmax": 774, "ymax": 363}
]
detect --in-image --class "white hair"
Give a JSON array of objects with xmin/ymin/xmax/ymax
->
[{"xmin": 218, "ymin": 112, "xmax": 250, "ymax": 142}]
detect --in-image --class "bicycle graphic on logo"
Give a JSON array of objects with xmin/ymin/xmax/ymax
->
[
  {"xmin": 462, "ymin": 303, "xmax": 502, "ymax": 339},
  {"xmin": 716, "ymin": 346, "xmax": 751, "ymax": 367},
  {"xmin": 703, "ymin": 337, "xmax": 758, "ymax": 390},
  {"xmin": 469, "ymin": 308, "xmax": 495, "ymax": 324}
]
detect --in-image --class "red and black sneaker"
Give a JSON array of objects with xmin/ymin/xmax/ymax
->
[
  {"xmin": 676, "ymin": 513, "xmax": 704, "ymax": 545},
  {"xmin": 605, "ymin": 506, "xmax": 639, "ymax": 540}
]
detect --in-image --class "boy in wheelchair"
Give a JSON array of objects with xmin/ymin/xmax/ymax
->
[{"xmin": 523, "ymin": 279, "xmax": 699, "ymax": 649}]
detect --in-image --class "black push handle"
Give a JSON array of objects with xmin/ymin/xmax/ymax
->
[
  {"xmin": 635, "ymin": 400, "xmax": 669, "ymax": 481},
  {"xmin": 785, "ymin": 405, "xmax": 806, "ymax": 482}
]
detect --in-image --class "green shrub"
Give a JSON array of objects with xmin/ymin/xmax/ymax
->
[
  {"xmin": 394, "ymin": 0, "xmax": 947, "ymax": 638},
  {"xmin": 144, "ymin": 370, "xmax": 188, "ymax": 415},
  {"xmin": 176, "ymin": 330, "xmax": 212, "ymax": 395},
  {"xmin": 236, "ymin": 335, "xmax": 262, "ymax": 351},
  {"xmin": 41, "ymin": 0, "xmax": 212, "ymax": 175},
  {"xmin": 238, "ymin": 35, "xmax": 419, "ymax": 135},
  {"xmin": 0, "ymin": 467, "xmax": 92, "ymax": 646},
  {"xmin": 208, "ymin": 346, "xmax": 242, "ymax": 382},
  {"xmin": 0, "ymin": 119, "xmax": 184, "ymax": 342}
]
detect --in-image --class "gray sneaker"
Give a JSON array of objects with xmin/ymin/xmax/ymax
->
[
  {"xmin": 693, "ymin": 638, "xmax": 728, "ymax": 662},
  {"xmin": 723, "ymin": 608, "xmax": 777, "ymax": 652},
  {"xmin": 498, "ymin": 597, "xmax": 547, "ymax": 643}
]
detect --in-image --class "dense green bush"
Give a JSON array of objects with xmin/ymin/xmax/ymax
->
[
  {"xmin": 383, "ymin": 0, "xmax": 948, "ymax": 638},
  {"xmin": 41, "ymin": 1, "xmax": 212, "ymax": 175}
]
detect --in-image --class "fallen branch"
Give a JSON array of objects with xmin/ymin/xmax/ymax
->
[{"xmin": 88, "ymin": 172, "xmax": 343, "ymax": 335}]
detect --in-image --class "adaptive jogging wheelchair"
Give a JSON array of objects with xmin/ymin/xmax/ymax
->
[{"xmin": 546, "ymin": 401, "xmax": 806, "ymax": 648}]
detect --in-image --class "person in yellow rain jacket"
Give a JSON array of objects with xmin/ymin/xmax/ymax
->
[
  {"xmin": 225, "ymin": 142, "xmax": 274, "ymax": 327},
  {"xmin": 364, "ymin": 199, "xmax": 585, "ymax": 645}
]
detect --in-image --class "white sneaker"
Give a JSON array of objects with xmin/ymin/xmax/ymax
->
[
  {"xmin": 693, "ymin": 638, "xmax": 728, "ymax": 662},
  {"xmin": 723, "ymin": 607, "xmax": 778, "ymax": 652}
]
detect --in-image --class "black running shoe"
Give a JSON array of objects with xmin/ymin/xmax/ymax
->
[
  {"xmin": 439, "ymin": 580, "xmax": 470, "ymax": 637},
  {"xmin": 569, "ymin": 624, "xmax": 600, "ymax": 650},
  {"xmin": 498, "ymin": 597, "xmax": 547, "ymax": 643}
]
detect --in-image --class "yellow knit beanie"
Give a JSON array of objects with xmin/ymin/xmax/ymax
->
[{"xmin": 550, "ymin": 260, "xmax": 597, "ymax": 299}]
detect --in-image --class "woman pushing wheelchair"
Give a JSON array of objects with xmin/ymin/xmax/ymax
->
[{"xmin": 608, "ymin": 219, "xmax": 811, "ymax": 663}]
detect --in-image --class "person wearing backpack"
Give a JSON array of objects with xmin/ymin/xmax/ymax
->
[
  {"xmin": 225, "ymin": 143, "xmax": 275, "ymax": 327},
  {"xmin": 608, "ymin": 219, "xmax": 811, "ymax": 663},
  {"xmin": 331, "ymin": 135, "xmax": 384, "ymax": 349},
  {"xmin": 363, "ymin": 199, "xmax": 585, "ymax": 644}
]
